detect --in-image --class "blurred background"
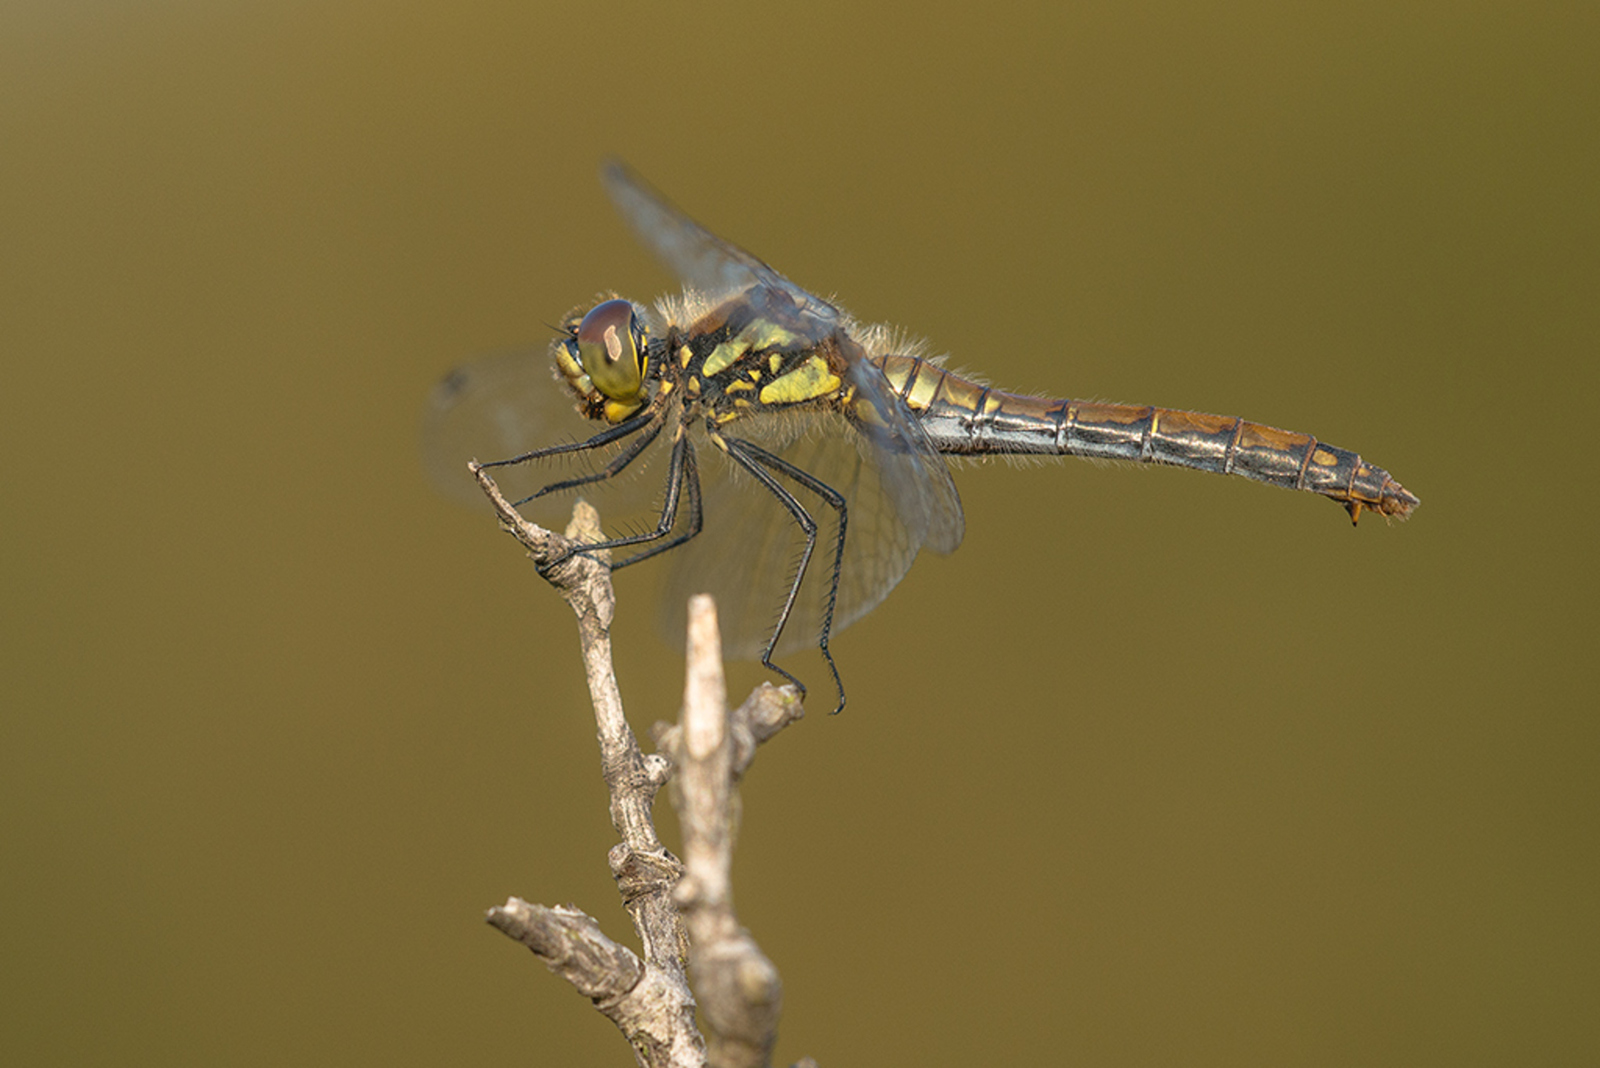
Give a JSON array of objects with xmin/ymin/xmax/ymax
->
[{"xmin": 3, "ymin": 1, "xmax": 1595, "ymax": 1064}]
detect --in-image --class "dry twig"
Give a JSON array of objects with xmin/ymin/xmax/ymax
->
[{"xmin": 471, "ymin": 465, "xmax": 810, "ymax": 1068}]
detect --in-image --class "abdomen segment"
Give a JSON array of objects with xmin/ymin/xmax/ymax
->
[{"xmin": 875, "ymin": 355, "xmax": 1418, "ymax": 523}]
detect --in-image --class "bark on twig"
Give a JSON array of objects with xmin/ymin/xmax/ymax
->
[
  {"xmin": 473, "ymin": 466, "xmax": 698, "ymax": 1066},
  {"xmin": 471, "ymin": 466, "xmax": 811, "ymax": 1067},
  {"xmin": 487, "ymin": 900, "xmax": 642, "ymax": 1000},
  {"xmin": 670, "ymin": 596, "xmax": 785, "ymax": 1068}
]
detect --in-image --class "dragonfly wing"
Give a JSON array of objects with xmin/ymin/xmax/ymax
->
[
  {"xmin": 657, "ymin": 375, "xmax": 964, "ymax": 661},
  {"xmin": 420, "ymin": 347, "xmax": 671, "ymax": 527},
  {"xmin": 602, "ymin": 161, "xmax": 842, "ymax": 329},
  {"xmin": 844, "ymin": 350, "xmax": 965, "ymax": 556}
]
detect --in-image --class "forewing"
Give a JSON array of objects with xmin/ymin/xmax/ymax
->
[{"xmin": 602, "ymin": 161, "xmax": 842, "ymax": 329}]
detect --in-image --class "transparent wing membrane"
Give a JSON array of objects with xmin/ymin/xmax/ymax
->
[
  {"xmin": 421, "ymin": 348, "xmax": 672, "ymax": 528},
  {"xmin": 602, "ymin": 161, "xmax": 843, "ymax": 330},
  {"xmin": 658, "ymin": 408, "xmax": 936, "ymax": 660}
]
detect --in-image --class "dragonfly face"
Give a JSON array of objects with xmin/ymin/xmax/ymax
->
[
  {"xmin": 426, "ymin": 162, "xmax": 1416, "ymax": 714},
  {"xmin": 554, "ymin": 298, "xmax": 652, "ymax": 424}
]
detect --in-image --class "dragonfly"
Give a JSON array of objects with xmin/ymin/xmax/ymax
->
[{"xmin": 424, "ymin": 163, "xmax": 1418, "ymax": 713}]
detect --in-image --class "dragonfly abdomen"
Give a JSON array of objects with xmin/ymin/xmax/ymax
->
[{"xmin": 876, "ymin": 354, "xmax": 1418, "ymax": 523}]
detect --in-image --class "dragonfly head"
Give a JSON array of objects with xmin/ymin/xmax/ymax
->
[{"xmin": 554, "ymin": 298, "xmax": 650, "ymax": 423}]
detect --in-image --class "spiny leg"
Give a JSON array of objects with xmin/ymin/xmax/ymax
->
[
  {"xmin": 724, "ymin": 437, "xmax": 849, "ymax": 715},
  {"xmin": 479, "ymin": 405, "xmax": 661, "ymax": 471},
  {"xmin": 545, "ymin": 427, "xmax": 697, "ymax": 568},
  {"xmin": 610, "ymin": 437, "xmax": 704, "ymax": 571},
  {"xmin": 474, "ymin": 403, "xmax": 696, "ymax": 567},
  {"xmin": 518, "ymin": 417, "xmax": 665, "ymax": 505}
]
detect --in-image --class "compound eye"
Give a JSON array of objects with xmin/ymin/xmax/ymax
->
[{"xmin": 576, "ymin": 299, "xmax": 644, "ymax": 401}]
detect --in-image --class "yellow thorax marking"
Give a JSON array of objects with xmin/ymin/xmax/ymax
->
[
  {"xmin": 741, "ymin": 319, "xmax": 799, "ymax": 351},
  {"xmin": 758, "ymin": 355, "xmax": 841, "ymax": 406},
  {"xmin": 701, "ymin": 339, "xmax": 748, "ymax": 377},
  {"xmin": 847, "ymin": 384, "xmax": 896, "ymax": 429}
]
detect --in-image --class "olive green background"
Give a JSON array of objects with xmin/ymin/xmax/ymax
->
[{"xmin": 4, "ymin": 1, "xmax": 1594, "ymax": 1064}]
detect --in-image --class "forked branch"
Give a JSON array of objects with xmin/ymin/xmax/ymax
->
[{"xmin": 472, "ymin": 464, "xmax": 811, "ymax": 1068}]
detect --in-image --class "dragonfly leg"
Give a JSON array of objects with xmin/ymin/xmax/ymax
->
[
  {"xmin": 517, "ymin": 418, "xmax": 664, "ymax": 506},
  {"xmin": 476, "ymin": 401, "xmax": 705, "ymax": 568},
  {"xmin": 609, "ymin": 439, "xmax": 704, "ymax": 570},
  {"xmin": 543, "ymin": 427, "xmax": 699, "ymax": 568},
  {"xmin": 724, "ymin": 437, "xmax": 849, "ymax": 715},
  {"xmin": 479, "ymin": 405, "xmax": 662, "ymax": 468}
]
